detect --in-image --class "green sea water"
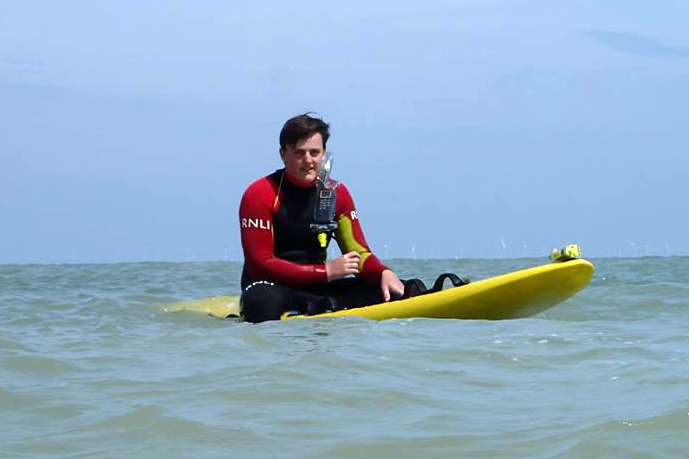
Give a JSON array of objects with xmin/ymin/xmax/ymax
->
[{"xmin": 2, "ymin": 258, "xmax": 688, "ymax": 458}]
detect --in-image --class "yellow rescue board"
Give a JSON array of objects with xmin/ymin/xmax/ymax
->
[
  {"xmin": 161, "ymin": 295, "xmax": 241, "ymax": 319},
  {"xmin": 162, "ymin": 259, "xmax": 594, "ymax": 321}
]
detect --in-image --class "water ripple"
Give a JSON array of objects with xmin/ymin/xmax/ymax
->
[{"xmin": 2, "ymin": 258, "xmax": 688, "ymax": 458}]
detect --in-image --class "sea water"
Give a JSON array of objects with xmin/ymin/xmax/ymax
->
[{"xmin": 1, "ymin": 258, "xmax": 688, "ymax": 458}]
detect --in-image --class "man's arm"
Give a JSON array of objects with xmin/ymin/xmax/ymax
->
[{"xmin": 334, "ymin": 183, "xmax": 389, "ymax": 284}]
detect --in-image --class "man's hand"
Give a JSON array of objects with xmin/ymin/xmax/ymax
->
[
  {"xmin": 326, "ymin": 251, "xmax": 361, "ymax": 281},
  {"xmin": 380, "ymin": 269, "xmax": 405, "ymax": 302}
]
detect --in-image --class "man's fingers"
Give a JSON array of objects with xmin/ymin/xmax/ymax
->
[
  {"xmin": 345, "ymin": 260, "xmax": 359, "ymax": 274},
  {"xmin": 382, "ymin": 285, "xmax": 391, "ymax": 302},
  {"xmin": 392, "ymin": 282, "xmax": 405, "ymax": 295}
]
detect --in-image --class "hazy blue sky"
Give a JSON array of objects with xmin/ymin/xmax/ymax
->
[{"xmin": 2, "ymin": 1, "xmax": 688, "ymax": 263}]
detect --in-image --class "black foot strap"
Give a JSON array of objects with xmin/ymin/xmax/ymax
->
[
  {"xmin": 431, "ymin": 273, "xmax": 471, "ymax": 292},
  {"xmin": 402, "ymin": 273, "xmax": 471, "ymax": 299},
  {"xmin": 402, "ymin": 278, "xmax": 428, "ymax": 299}
]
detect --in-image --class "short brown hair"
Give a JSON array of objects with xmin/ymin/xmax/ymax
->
[{"xmin": 279, "ymin": 113, "xmax": 330, "ymax": 149}]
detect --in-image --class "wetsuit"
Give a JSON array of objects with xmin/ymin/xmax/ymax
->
[{"xmin": 239, "ymin": 169, "xmax": 389, "ymax": 322}]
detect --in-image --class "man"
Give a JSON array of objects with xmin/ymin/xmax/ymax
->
[{"xmin": 239, "ymin": 113, "xmax": 405, "ymax": 322}]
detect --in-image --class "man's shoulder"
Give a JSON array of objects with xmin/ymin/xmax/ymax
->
[
  {"xmin": 243, "ymin": 171, "xmax": 281, "ymax": 196},
  {"xmin": 334, "ymin": 180, "xmax": 356, "ymax": 213},
  {"xmin": 334, "ymin": 179, "xmax": 351, "ymax": 196}
]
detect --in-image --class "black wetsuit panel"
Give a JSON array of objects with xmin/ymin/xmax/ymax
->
[{"xmin": 269, "ymin": 170, "xmax": 329, "ymax": 264}]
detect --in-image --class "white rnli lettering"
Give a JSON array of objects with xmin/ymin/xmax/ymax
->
[
  {"xmin": 241, "ymin": 217, "xmax": 271, "ymax": 230},
  {"xmin": 350, "ymin": 211, "xmax": 358, "ymax": 220}
]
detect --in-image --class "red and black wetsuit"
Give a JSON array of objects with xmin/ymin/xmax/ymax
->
[{"xmin": 238, "ymin": 169, "xmax": 389, "ymax": 321}]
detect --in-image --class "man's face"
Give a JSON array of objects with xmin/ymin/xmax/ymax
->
[{"xmin": 281, "ymin": 133, "xmax": 325, "ymax": 185}]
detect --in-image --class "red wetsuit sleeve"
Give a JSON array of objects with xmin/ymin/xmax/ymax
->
[
  {"xmin": 239, "ymin": 177, "xmax": 328, "ymax": 286},
  {"xmin": 334, "ymin": 183, "xmax": 389, "ymax": 284}
]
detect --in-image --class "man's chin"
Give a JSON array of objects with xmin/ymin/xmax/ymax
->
[
  {"xmin": 286, "ymin": 171, "xmax": 317, "ymax": 185},
  {"xmin": 300, "ymin": 175, "xmax": 317, "ymax": 184}
]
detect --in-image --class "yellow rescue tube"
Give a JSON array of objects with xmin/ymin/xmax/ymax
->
[{"xmin": 162, "ymin": 259, "xmax": 594, "ymax": 321}]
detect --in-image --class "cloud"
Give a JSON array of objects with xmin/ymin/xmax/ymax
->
[
  {"xmin": 587, "ymin": 30, "xmax": 689, "ymax": 59},
  {"xmin": 3, "ymin": 57, "xmax": 42, "ymax": 66},
  {"xmin": 0, "ymin": 57, "xmax": 45, "ymax": 81}
]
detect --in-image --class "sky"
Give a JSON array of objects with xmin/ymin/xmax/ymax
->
[{"xmin": 1, "ymin": 0, "xmax": 688, "ymax": 263}]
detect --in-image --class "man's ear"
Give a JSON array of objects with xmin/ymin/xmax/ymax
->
[{"xmin": 279, "ymin": 149, "xmax": 286, "ymax": 164}]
